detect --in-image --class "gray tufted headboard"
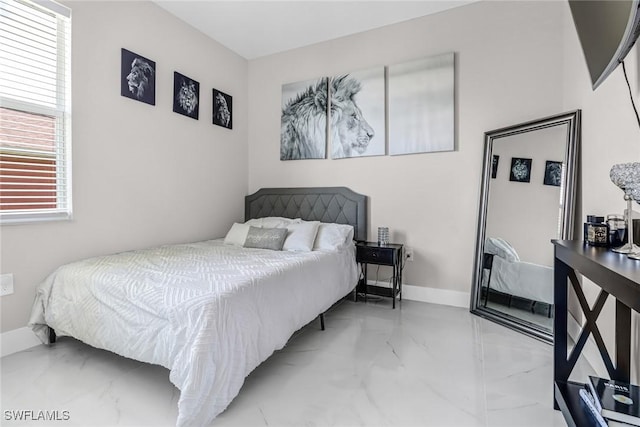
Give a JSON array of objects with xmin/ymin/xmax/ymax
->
[{"xmin": 245, "ymin": 187, "xmax": 367, "ymax": 241}]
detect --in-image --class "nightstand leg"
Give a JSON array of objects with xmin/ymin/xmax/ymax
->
[
  {"xmin": 392, "ymin": 263, "xmax": 397, "ymax": 309},
  {"xmin": 398, "ymin": 257, "xmax": 402, "ymax": 302},
  {"xmin": 363, "ymin": 263, "xmax": 368, "ymax": 302}
]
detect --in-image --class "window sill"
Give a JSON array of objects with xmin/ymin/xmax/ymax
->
[{"xmin": 0, "ymin": 211, "xmax": 73, "ymax": 226}]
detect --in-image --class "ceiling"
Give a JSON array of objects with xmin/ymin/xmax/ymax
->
[{"xmin": 153, "ymin": 1, "xmax": 479, "ymax": 60}]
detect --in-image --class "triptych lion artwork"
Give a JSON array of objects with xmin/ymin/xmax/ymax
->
[{"xmin": 280, "ymin": 52, "xmax": 455, "ymax": 160}]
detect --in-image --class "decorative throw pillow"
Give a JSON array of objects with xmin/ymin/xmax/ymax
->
[
  {"xmin": 223, "ymin": 222, "xmax": 251, "ymax": 246},
  {"xmin": 243, "ymin": 226, "xmax": 287, "ymax": 250},
  {"xmin": 313, "ymin": 223, "xmax": 354, "ymax": 251},
  {"xmin": 283, "ymin": 220, "xmax": 321, "ymax": 251}
]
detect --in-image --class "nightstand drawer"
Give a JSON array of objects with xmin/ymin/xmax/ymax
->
[{"xmin": 356, "ymin": 246, "xmax": 395, "ymax": 265}]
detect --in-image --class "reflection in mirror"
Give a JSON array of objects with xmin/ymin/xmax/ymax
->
[{"xmin": 470, "ymin": 110, "xmax": 581, "ymax": 343}]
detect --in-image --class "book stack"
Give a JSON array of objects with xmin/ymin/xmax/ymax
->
[{"xmin": 579, "ymin": 376, "xmax": 640, "ymax": 426}]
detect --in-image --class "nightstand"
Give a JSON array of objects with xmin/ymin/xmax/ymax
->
[{"xmin": 355, "ymin": 241, "xmax": 404, "ymax": 308}]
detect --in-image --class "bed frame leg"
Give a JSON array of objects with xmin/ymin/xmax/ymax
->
[
  {"xmin": 319, "ymin": 313, "xmax": 325, "ymax": 331},
  {"xmin": 49, "ymin": 327, "xmax": 56, "ymax": 344}
]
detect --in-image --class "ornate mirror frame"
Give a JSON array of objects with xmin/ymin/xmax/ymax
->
[{"xmin": 470, "ymin": 110, "xmax": 581, "ymax": 343}]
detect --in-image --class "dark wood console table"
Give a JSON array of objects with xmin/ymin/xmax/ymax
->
[{"xmin": 552, "ymin": 240, "xmax": 640, "ymax": 427}]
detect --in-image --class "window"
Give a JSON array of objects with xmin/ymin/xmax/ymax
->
[{"xmin": 0, "ymin": 0, "xmax": 71, "ymax": 224}]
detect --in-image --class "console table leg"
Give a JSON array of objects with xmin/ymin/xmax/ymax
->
[
  {"xmin": 554, "ymin": 255, "xmax": 570, "ymax": 409},
  {"xmin": 615, "ymin": 300, "xmax": 631, "ymax": 382}
]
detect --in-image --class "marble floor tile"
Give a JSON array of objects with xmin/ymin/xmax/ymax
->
[{"xmin": 1, "ymin": 300, "xmax": 581, "ymax": 426}]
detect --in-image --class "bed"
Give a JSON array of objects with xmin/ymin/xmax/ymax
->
[
  {"xmin": 482, "ymin": 237, "xmax": 554, "ymax": 307},
  {"xmin": 28, "ymin": 187, "xmax": 367, "ymax": 427}
]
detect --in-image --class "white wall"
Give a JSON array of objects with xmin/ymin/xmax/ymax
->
[
  {"xmin": 247, "ymin": 1, "xmax": 566, "ymax": 295},
  {"xmin": 0, "ymin": 1, "xmax": 248, "ymax": 333}
]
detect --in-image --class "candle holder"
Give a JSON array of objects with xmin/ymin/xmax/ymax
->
[
  {"xmin": 610, "ymin": 163, "xmax": 640, "ymax": 255},
  {"xmin": 627, "ymin": 181, "xmax": 640, "ymax": 259},
  {"xmin": 377, "ymin": 227, "xmax": 389, "ymax": 246}
]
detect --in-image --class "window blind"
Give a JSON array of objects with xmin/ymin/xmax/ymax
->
[{"xmin": 0, "ymin": 0, "xmax": 71, "ymax": 223}]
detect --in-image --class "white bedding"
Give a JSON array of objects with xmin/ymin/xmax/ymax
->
[
  {"xmin": 29, "ymin": 239, "xmax": 357, "ymax": 427},
  {"xmin": 484, "ymin": 255, "xmax": 554, "ymax": 304}
]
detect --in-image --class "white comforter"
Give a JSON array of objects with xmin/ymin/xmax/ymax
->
[
  {"xmin": 29, "ymin": 239, "xmax": 358, "ymax": 426},
  {"xmin": 485, "ymin": 255, "xmax": 554, "ymax": 304}
]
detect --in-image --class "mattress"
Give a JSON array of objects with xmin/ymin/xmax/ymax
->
[{"xmin": 29, "ymin": 239, "xmax": 358, "ymax": 426}]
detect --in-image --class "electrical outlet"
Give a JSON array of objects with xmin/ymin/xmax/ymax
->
[
  {"xmin": 405, "ymin": 247, "xmax": 414, "ymax": 261},
  {"xmin": 1, "ymin": 273, "xmax": 14, "ymax": 296}
]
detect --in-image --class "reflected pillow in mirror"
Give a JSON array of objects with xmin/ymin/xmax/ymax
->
[{"xmin": 485, "ymin": 237, "xmax": 520, "ymax": 262}]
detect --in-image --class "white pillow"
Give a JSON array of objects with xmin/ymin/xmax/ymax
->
[
  {"xmin": 485, "ymin": 237, "xmax": 520, "ymax": 262},
  {"xmin": 224, "ymin": 222, "xmax": 251, "ymax": 246},
  {"xmin": 283, "ymin": 221, "xmax": 321, "ymax": 251},
  {"xmin": 244, "ymin": 218, "xmax": 263, "ymax": 227},
  {"xmin": 313, "ymin": 223, "xmax": 354, "ymax": 251},
  {"xmin": 246, "ymin": 217, "xmax": 298, "ymax": 229}
]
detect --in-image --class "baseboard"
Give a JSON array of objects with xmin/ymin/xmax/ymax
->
[
  {"xmin": 366, "ymin": 280, "xmax": 469, "ymax": 308},
  {"xmin": 1, "ymin": 327, "xmax": 41, "ymax": 358}
]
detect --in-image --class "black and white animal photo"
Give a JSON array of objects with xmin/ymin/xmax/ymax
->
[
  {"xmin": 509, "ymin": 157, "xmax": 532, "ymax": 183},
  {"xmin": 121, "ymin": 48, "xmax": 155, "ymax": 105},
  {"xmin": 280, "ymin": 78, "xmax": 328, "ymax": 160},
  {"xmin": 173, "ymin": 72, "xmax": 199, "ymax": 120},
  {"xmin": 330, "ymin": 67, "xmax": 384, "ymax": 159},
  {"xmin": 212, "ymin": 89, "xmax": 232, "ymax": 129},
  {"xmin": 492, "ymin": 155, "xmax": 499, "ymax": 178},
  {"xmin": 543, "ymin": 160, "xmax": 562, "ymax": 186}
]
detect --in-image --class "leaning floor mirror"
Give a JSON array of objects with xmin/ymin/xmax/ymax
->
[{"xmin": 470, "ymin": 110, "xmax": 581, "ymax": 343}]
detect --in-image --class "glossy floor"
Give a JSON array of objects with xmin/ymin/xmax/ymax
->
[{"xmin": 1, "ymin": 299, "xmax": 586, "ymax": 426}]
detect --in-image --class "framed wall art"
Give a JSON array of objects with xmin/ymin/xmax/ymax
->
[
  {"xmin": 212, "ymin": 89, "xmax": 232, "ymax": 129},
  {"xmin": 509, "ymin": 157, "xmax": 532, "ymax": 183},
  {"xmin": 121, "ymin": 48, "xmax": 155, "ymax": 105},
  {"xmin": 280, "ymin": 77, "xmax": 328, "ymax": 160},
  {"xmin": 543, "ymin": 160, "xmax": 562, "ymax": 186},
  {"xmin": 329, "ymin": 67, "xmax": 385, "ymax": 159},
  {"xmin": 492, "ymin": 155, "xmax": 499, "ymax": 179},
  {"xmin": 173, "ymin": 72, "xmax": 199, "ymax": 120},
  {"xmin": 388, "ymin": 52, "xmax": 455, "ymax": 156}
]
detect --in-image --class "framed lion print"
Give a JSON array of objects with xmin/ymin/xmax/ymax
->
[
  {"xmin": 280, "ymin": 77, "xmax": 328, "ymax": 160},
  {"xmin": 173, "ymin": 72, "xmax": 199, "ymax": 120},
  {"xmin": 388, "ymin": 52, "xmax": 455, "ymax": 155},
  {"xmin": 509, "ymin": 157, "xmax": 532, "ymax": 183},
  {"xmin": 121, "ymin": 48, "xmax": 155, "ymax": 105},
  {"xmin": 492, "ymin": 155, "xmax": 499, "ymax": 178},
  {"xmin": 544, "ymin": 160, "xmax": 562, "ymax": 186},
  {"xmin": 330, "ymin": 67, "xmax": 385, "ymax": 159},
  {"xmin": 212, "ymin": 89, "xmax": 232, "ymax": 129}
]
